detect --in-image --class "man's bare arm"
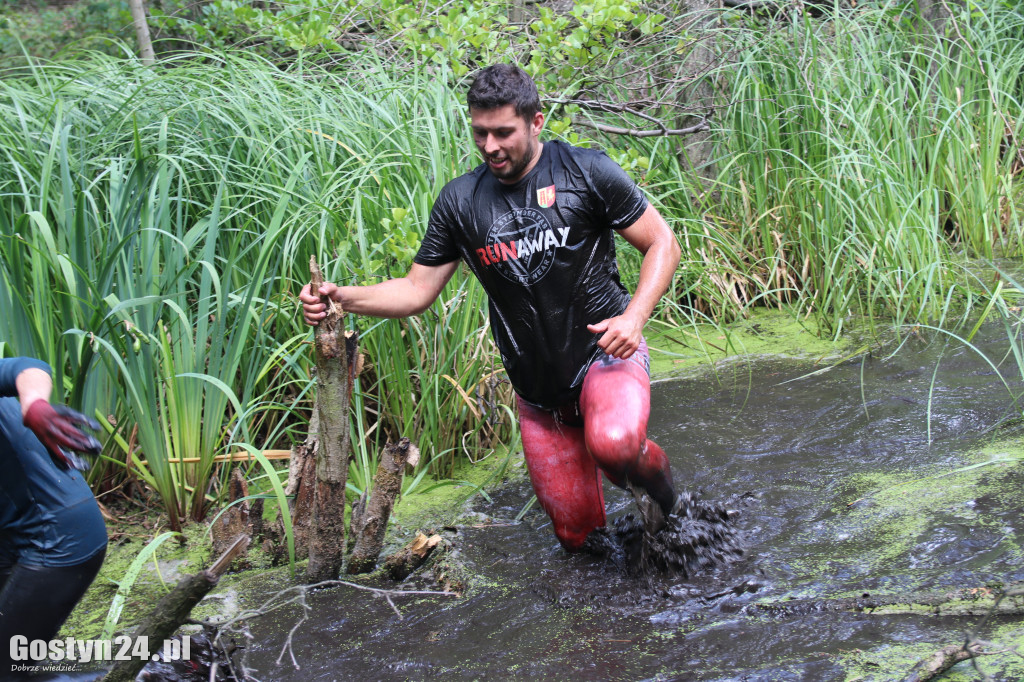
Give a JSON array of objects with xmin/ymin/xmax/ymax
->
[
  {"xmin": 300, "ymin": 261, "xmax": 460, "ymax": 324},
  {"xmin": 15, "ymin": 367, "xmax": 53, "ymax": 418},
  {"xmin": 586, "ymin": 204, "xmax": 681, "ymax": 358}
]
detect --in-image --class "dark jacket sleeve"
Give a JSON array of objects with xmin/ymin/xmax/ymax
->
[{"xmin": 0, "ymin": 357, "xmax": 52, "ymax": 399}]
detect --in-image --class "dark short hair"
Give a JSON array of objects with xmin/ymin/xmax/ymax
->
[{"xmin": 466, "ymin": 64, "xmax": 541, "ymax": 122}]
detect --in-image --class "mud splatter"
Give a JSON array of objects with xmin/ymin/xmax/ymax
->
[{"xmin": 585, "ymin": 491, "xmax": 743, "ymax": 577}]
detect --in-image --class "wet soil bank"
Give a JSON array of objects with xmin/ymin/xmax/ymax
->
[{"xmin": 221, "ymin": 330, "xmax": 1024, "ymax": 681}]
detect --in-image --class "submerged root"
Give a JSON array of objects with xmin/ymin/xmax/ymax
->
[{"xmin": 585, "ymin": 491, "xmax": 743, "ymax": 577}]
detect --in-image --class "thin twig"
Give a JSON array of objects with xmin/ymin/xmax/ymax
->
[
  {"xmin": 201, "ymin": 578, "xmax": 457, "ymax": 675},
  {"xmin": 383, "ymin": 593, "xmax": 402, "ymax": 619}
]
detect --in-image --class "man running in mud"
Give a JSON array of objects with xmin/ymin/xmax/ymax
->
[{"xmin": 300, "ymin": 63, "xmax": 681, "ymax": 554}]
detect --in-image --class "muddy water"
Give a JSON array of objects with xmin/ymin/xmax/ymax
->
[{"xmin": 233, "ymin": 332, "xmax": 1024, "ymax": 681}]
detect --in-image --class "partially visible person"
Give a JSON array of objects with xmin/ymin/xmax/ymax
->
[{"xmin": 0, "ymin": 357, "xmax": 106, "ymax": 676}]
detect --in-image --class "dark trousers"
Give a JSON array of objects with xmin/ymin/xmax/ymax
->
[{"xmin": 0, "ymin": 550, "xmax": 106, "ymax": 679}]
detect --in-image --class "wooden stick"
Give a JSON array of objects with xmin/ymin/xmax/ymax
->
[
  {"xmin": 904, "ymin": 642, "xmax": 984, "ymax": 682},
  {"xmin": 138, "ymin": 449, "xmax": 292, "ymax": 466},
  {"xmin": 101, "ymin": 536, "xmax": 249, "ymax": 682}
]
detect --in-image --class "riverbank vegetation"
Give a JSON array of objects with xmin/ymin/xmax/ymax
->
[{"xmin": 1, "ymin": 0, "xmax": 1022, "ymax": 548}]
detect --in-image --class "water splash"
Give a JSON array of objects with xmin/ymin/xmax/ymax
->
[{"xmin": 585, "ymin": 491, "xmax": 743, "ymax": 577}]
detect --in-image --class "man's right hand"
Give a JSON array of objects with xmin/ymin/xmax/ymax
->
[
  {"xmin": 22, "ymin": 400, "xmax": 102, "ymax": 471},
  {"xmin": 298, "ymin": 262, "xmax": 458, "ymax": 322},
  {"xmin": 299, "ymin": 282, "xmax": 340, "ymax": 326}
]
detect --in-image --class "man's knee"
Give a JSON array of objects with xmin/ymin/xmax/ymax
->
[
  {"xmin": 586, "ymin": 423, "xmax": 644, "ymax": 463},
  {"xmin": 585, "ymin": 423, "xmax": 646, "ymax": 486}
]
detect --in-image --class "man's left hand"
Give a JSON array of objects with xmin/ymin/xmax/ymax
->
[{"xmin": 587, "ymin": 313, "xmax": 643, "ymax": 359}]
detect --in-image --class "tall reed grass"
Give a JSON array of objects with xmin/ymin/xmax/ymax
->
[
  {"xmin": 0, "ymin": 53, "xmax": 511, "ymax": 527},
  {"xmin": 666, "ymin": 0, "xmax": 1024, "ymax": 335}
]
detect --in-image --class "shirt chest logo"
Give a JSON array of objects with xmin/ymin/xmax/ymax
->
[
  {"xmin": 477, "ymin": 208, "xmax": 569, "ymax": 285},
  {"xmin": 537, "ymin": 185, "xmax": 556, "ymax": 208}
]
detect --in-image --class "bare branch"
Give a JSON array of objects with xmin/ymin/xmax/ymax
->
[
  {"xmin": 383, "ymin": 592, "xmax": 402, "ymax": 619},
  {"xmin": 572, "ymin": 117, "xmax": 711, "ymax": 138},
  {"xmin": 722, "ymin": 0, "xmax": 782, "ymax": 8},
  {"xmin": 547, "ymin": 97, "xmax": 674, "ymax": 123},
  {"xmin": 904, "ymin": 641, "xmax": 985, "ymax": 682}
]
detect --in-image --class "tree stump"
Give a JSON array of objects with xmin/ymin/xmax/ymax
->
[
  {"xmin": 347, "ymin": 438, "xmax": 420, "ymax": 574},
  {"xmin": 383, "ymin": 532, "xmax": 443, "ymax": 581},
  {"xmin": 305, "ymin": 256, "xmax": 355, "ymax": 583},
  {"xmin": 280, "ymin": 408, "xmax": 320, "ymax": 562},
  {"xmin": 210, "ymin": 468, "xmax": 251, "ymax": 570}
]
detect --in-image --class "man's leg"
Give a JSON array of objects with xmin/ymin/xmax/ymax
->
[
  {"xmin": 579, "ymin": 342, "xmax": 676, "ymax": 515},
  {"xmin": 0, "ymin": 549, "xmax": 106, "ymax": 655},
  {"xmin": 518, "ymin": 397, "xmax": 606, "ymax": 551}
]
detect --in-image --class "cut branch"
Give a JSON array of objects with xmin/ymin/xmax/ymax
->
[{"xmin": 100, "ymin": 535, "xmax": 249, "ymax": 682}]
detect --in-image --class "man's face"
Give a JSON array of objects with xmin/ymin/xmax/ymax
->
[{"xmin": 470, "ymin": 104, "xmax": 544, "ymax": 184}]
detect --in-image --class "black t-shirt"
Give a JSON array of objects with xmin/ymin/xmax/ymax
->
[{"xmin": 414, "ymin": 140, "xmax": 648, "ymax": 408}]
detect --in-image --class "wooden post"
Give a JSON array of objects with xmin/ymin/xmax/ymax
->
[
  {"xmin": 306, "ymin": 256, "xmax": 353, "ymax": 583},
  {"xmin": 347, "ymin": 438, "xmax": 419, "ymax": 574}
]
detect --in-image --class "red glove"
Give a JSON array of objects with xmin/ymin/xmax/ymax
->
[{"xmin": 22, "ymin": 400, "xmax": 103, "ymax": 471}]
